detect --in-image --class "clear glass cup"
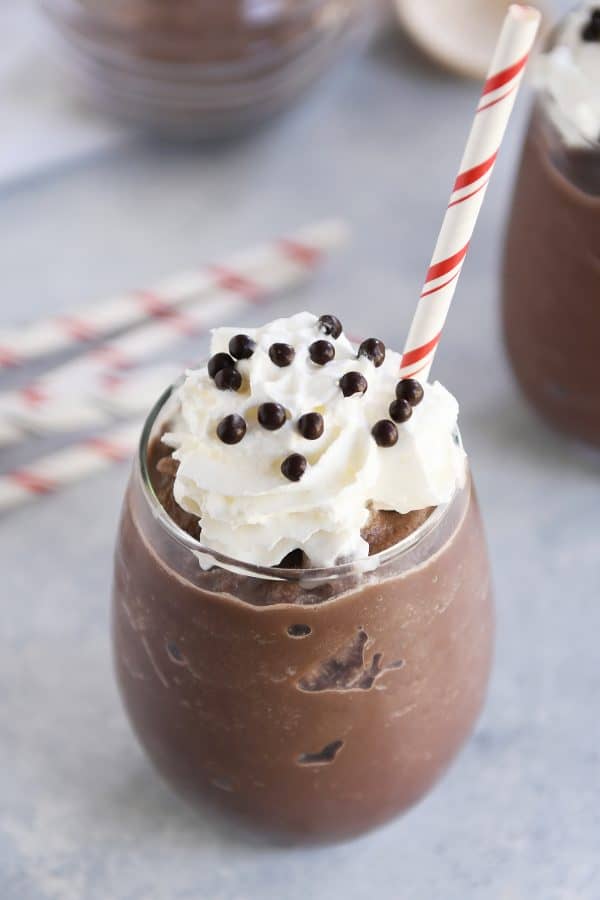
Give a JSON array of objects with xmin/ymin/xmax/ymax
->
[
  {"xmin": 112, "ymin": 385, "xmax": 494, "ymax": 843},
  {"xmin": 38, "ymin": 0, "xmax": 375, "ymax": 137},
  {"xmin": 502, "ymin": 21, "xmax": 600, "ymax": 445}
]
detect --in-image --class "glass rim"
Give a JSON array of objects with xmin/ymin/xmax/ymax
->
[{"xmin": 137, "ymin": 381, "xmax": 464, "ymax": 585}]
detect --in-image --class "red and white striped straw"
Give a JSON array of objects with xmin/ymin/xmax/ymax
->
[
  {"xmin": 0, "ymin": 363, "xmax": 180, "ymax": 447},
  {"xmin": 0, "ymin": 219, "xmax": 347, "ymax": 435},
  {"xmin": 0, "ymin": 219, "xmax": 348, "ymax": 370},
  {"xmin": 400, "ymin": 5, "xmax": 540, "ymax": 381},
  {"xmin": 0, "ymin": 421, "xmax": 141, "ymax": 513}
]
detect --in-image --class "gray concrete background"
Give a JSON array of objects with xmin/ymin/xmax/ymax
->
[{"xmin": 2, "ymin": 2, "xmax": 599, "ymax": 898}]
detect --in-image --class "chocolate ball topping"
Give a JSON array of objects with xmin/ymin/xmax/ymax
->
[
  {"xmin": 281, "ymin": 453, "xmax": 307, "ymax": 482},
  {"xmin": 318, "ymin": 314, "xmax": 343, "ymax": 339},
  {"xmin": 297, "ymin": 412, "xmax": 324, "ymax": 440},
  {"xmin": 372, "ymin": 419, "xmax": 398, "ymax": 447},
  {"xmin": 583, "ymin": 9, "xmax": 600, "ymax": 40},
  {"xmin": 269, "ymin": 342, "xmax": 295, "ymax": 367},
  {"xmin": 396, "ymin": 378, "xmax": 424, "ymax": 407},
  {"xmin": 340, "ymin": 371, "xmax": 368, "ymax": 397},
  {"xmin": 309, "ymin": 340, "xmax": 335, "ymax": 366},
  {"xmin": 389, "ymin": 399, "xmax": 413, "ymax": 424},
  {"xmin": 358, "ymin": 338, "xmax": 386, "ymax": 368},
  {"xmin": 217, "ymin": 414, "xmax": 247, "ymax": 445},
  {"xmin": 228, "ymin": 333, "xmax": 256, "ymax": 360},
  {"xmin": 208, "ymin": 352, "xmax": 235, "ymax": 379},
  {"xmin": 258, "ymin": 402, "xmax": 286, "ymax": 431},
  {"xmin": 214, "ymin": 366, "xmax": 242, "ymax": 391}
]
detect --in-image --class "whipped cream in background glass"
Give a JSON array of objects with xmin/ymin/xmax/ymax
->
[
  {"xmin": 536, "ymin": 3, "xmax": 600, "ymax": 148},
  {"xmin": 163, "ymin": 312, "xmax": 466, "ymax": 569}
]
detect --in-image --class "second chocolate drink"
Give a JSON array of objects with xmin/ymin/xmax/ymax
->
[{"xmin": 503, "ymin": 3, "xmax": 600, "ymax": 445}]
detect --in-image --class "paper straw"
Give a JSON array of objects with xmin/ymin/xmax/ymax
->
[
  {"xmin": 0, "ymin": 219, "xmax": 348, "ymax": 434},
  {"xmin": 400, "ymin": 5, "xmax": 541, "ymax": 381},
  {"xmin": 0, "ymin": 419, "xmax": 23, "ymax": 449},
  {"xmin": 0, "ymin": 363, "xmax": 180, "ymax": 446},
  {"xmin": 0, "ymin": 422, "xmax": 141, "ymax": 513},
  {"xmin": 0, "ymin": 219, "xmax": 348, "ymax": 370}
]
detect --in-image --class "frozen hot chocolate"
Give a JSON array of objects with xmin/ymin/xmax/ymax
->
[
  {"xmin": 503, "ymin": 4, "xmax": 600, "ymax": 444},
  {"xmin": 112, "ymin": 312, "xmax": 493, "ymax": 842}
]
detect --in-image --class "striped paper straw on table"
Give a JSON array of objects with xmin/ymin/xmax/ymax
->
[
  {"xmin": 0, "ymin": 219, "xmax": 348, "ymax": 437},
  {"xmin": 0, "ymin": 219, "xmax": 348, "ymax": 370},
  {"xmin": 400, "ymin": 5, "xmax": 541, "ymax": 381},
  {"xmin": 0, "ymin": 420, "xmax": 23, "ymax": 448},
  {"xmin": 0, "ymin": 422, "xmax": 141, "ymax": 513},
  {"xmin": 0, "ymin": 363, "xmax": 180, "ymax": 447}
]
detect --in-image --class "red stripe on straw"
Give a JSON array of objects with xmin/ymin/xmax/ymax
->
[
  {"xmin": 400, "ymin": 360, "xmax": 430, "ymax": 380},
  {"xmin": 453, "ymin": 152, "xmax": 498, "ymax": 192},
  {"xmin": 448, "ymin": 179, "xmax": 490, "ymax": 209},
  {"xmin": 90, "ymin": 346, "xmax": 133, "ymax": 370},
  {"xmin": 0, "ymin": 348, "xmax": 20, "ymax": 368},
  {"xmin": 86, "ymin": 437, "xmax": 132, "ymax": 462},
  {"xmin": 58, "ymin": 317, "xmax": 97, "ymax": 342},
  {"xmin": 420, "ymin": 270, "xmax": 461, "ymax": 299},
  {"xmin": 279, "ymin": 239, "xmax": 321, "ymax": 268},
  {"xmin": 19, "ymin": 385, "xmax": 48, "ymax": 407},
  {"xmin": 209, "ymin": 266, "xmax": 261, "ymax": 301},
  {"xmin": 401, "ymin": 331, "xmax": 442, "ymax": 369},
  {"xmin": 100, "ymin": 372, "xmax": 125, "ymax": 391},
  {"xmin": 166, "ymin": 313, "xmax": 203, "ymax": 338},
  {"xmin": 425, "ymin": 243, "xmax": 469, "ymax": 285},
  {"xmin": 481, "ymin": 52, "xmax": 529, "ymax": 96},
  {"xmin": 10, "ymin": 470, "xmax": 56, "ymax": 495},
  {"xmin": 477, "ymin": 83, "xmax": 519, "ymax": 114},
  {"xmin": 136, "ymin": 291, "xmax": 174, "ymax": 319}
]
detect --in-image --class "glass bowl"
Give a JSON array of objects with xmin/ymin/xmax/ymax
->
[
  {"xmin": 111, "ymin": 384, "xmax": 494, "ymax": 843},
  {"xmin": 39, "ymin": 0, "xmax": 375, "ymax": 138}
]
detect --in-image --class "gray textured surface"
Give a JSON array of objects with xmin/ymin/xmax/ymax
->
[{"xmin": 2, "ymin": 3, "xmax": 599, "ymax": 899}]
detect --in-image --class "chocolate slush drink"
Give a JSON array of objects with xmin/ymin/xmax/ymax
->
[
  {"xmin": 503, "ymin": 4, "xmax": 600, "ymax": 445},
  {"xmin": 113, "ymin": 312, "xmax": 493, "ymax": 843}
]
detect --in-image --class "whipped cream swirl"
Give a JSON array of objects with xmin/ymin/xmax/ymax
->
[
  {"xmin": 536, "ymin": 4, "xmax": 600, "ymax": 148},
  {"xmin": 163, "ymin": 312, "xmax": 466, "ymax": 568}
]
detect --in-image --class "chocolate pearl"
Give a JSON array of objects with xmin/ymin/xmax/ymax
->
[
  {"xmin": 298, "ymin": 412, "xmax": 324, "ymax": 440},
  {"xmin": 269, "ymin": 343, "xmax": 295, "ymax": 367},
  {"xmin": 228, "ymin": 334, "xmax": 256, "ymax": 360},
  {"xmin": 358, "ymin": 338, "xmax": 386, "ymax": 368},
  {"xmin": 214, "ymin": 366, "xmax": 242, "ymax": 391},
  {"xmin": 258, "ymin": 402, "xmax": 286, "ymax": 431},
  {"xmin": 395, "ymin": 378, "xmax": 424, "ymax": 407},
  {"xmin": 281, "ymin": 453, "xmax": 307, "ymax": 482},
  {"xmin": 318, "ymin": 314, "xmax": 342, "ymax": 339},
  {"xmin": 309, "ymin": 340, "xmax": 335, "ymax": 366},
  {"xmin": 339, "ymin": 371, "xmax": 368, "ymax": 397},
  {"xmin": 371, "ymin": 419, "xmax": 398, "ymax": 447},
  {"xmin": 389, "ymin": 399, "xmax": 413, "ymax": 424},
  {"xmin": 217, "ymin": 414, "xmax": 246, "ymax": 445},
  {"xmin": 208, "ymin": 352, "xmax": 235, "ymax": 379},
  {"xmin": 583, "ymin": 10, "xmax": 600, "ymax": 40}
]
